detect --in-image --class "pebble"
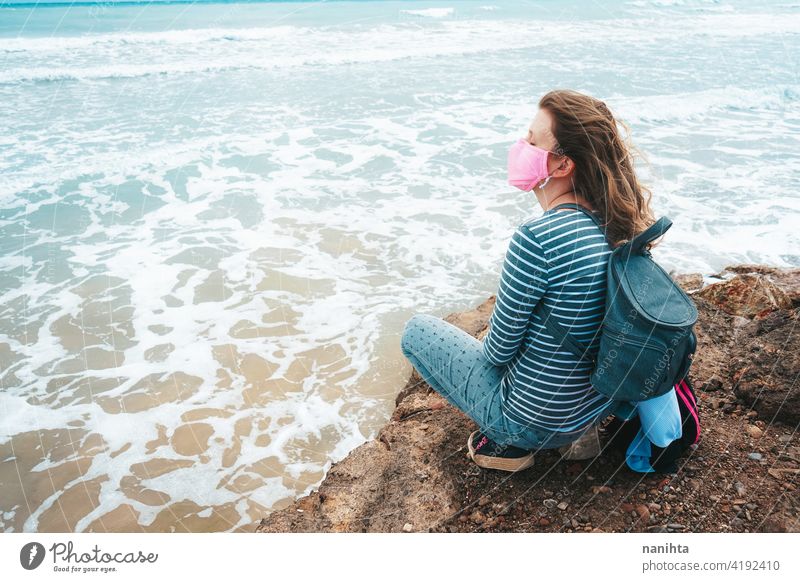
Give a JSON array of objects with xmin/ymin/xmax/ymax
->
[
  {"xmin": 667, "ymin": 523, "xmax": 686, "ymax": 530},
  {"xmin": 746, "ymin": 425, "xmax": 764, "ymax": 438},
  {"xmin": 700, "ymin": 375, "xmax": 723, "ymax": 392},
  {"xmin": 538, "ymin": 517, "xmax": 551, "ymax": 527},
  {"xmin": 734, "ymin": 481, "xmax": 746, "ymax": 496},
  {"xmin": 778, "ymin": 435, "xmax": 792, "ymax": 443},
  {"xmin": 748, "ymin": 452, "xmax": 763, "ymax": 461},
  {"xmin": 557, "ymin": 502, "xmax": 568, "ymax": 511},
  {"xmin": 470, "ymin": 511, "xmax": 485, "ymax": 525},
  {"xmin": 543, "ymin": 498, "xmax": 558, "ymax": 510},
  {"xmin": 746, "ymin": 503, "xmax": 757, "ymax": 510},
  {"xmin": 592, "ymin": 485, "xmax": 612, "ymax": 495},
  {"xmin": 636, "ymin": 504, "xmax": 651, "ymax": 523},
  {"xmin": 402, "ymin": 523, "xmax": 414, "ymax": 532},
  {"xmin": 478, "ymin": 495, "xmax": 490, "ymax": 507}
]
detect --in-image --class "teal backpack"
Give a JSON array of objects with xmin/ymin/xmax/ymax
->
[{"xmin": 534, "ymin": 202, "xmax": 698, "ymax": 404}]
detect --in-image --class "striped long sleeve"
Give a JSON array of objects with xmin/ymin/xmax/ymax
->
[{"xmin": 482, "ymin": 224, "xmax": 549, "ymax": 366}]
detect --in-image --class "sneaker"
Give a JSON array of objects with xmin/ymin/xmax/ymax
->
[
  {"xmin": 466, "ymin": 430, "xmax": 535, "ymax": 472},
  {"xmin": 557, "ymin": 424, "xmax": 601, "ymax": 460}
]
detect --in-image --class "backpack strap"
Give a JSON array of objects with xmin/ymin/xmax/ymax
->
[
  {"xmin": 534, "ymin": 300, "xmax": 598, "ymax": 366},
  {"xmin": 629, "ymin": 216, "xmax": 672, "ymax": 255},
  {"xmin": 550, "ymin": 202, "xmax": 608, "ymax": 241}
]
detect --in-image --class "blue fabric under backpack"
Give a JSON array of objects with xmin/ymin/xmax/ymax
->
[{"xmin": 606, "ymin": 378, "xmax": 701, "ymax": 473}]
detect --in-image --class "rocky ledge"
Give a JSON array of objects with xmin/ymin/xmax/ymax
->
[{"xmin": 256, "ymin": 264, "xmax": 800, "ymax": 533}]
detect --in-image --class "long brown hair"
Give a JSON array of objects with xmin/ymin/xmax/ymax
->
[{"xmin": 538, "ymin": 89, "xmax": 658, "ymax": 249}]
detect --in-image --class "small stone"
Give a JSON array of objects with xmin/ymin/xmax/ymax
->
[
  {"xmin": 418, "ymin": 423, "xmax": 429, "ymax": 431},
  {"xmin": 746, "ymin": 503, "xmax": 757, "ymax": 510},
  {"xmin": 557, "ymin": 502, "xmax": 568, "ymax": 511},
  {"xmin": 648, "ymin": 503, "xmax": 661, "ymax": 512},
  {"xmin": 746, "ymin": 411, "xmax": 758, "ymax": 418},
  {"xmin": 667, "ymin": 523, "xmax": 686, "ymax": 530},
  {"xmin": 699, "ymin": 375, "xmax": 723, "ymax": 392},
  {"xmin": 543, "ymin": 498, "xmax": 557, "ymax": 510},
  {"xmin": 636, "ymin": 504, "xmax": 651, "ymax": 523},
  {"xmin": 746, "ymin": 425, "xmax": 764, "ymax": 439},
  {"xmin": 538, "ymin": 517, "xmax": 551, "ymax": 527},
  {"xmin": 621, "ymin": 502, "xmax": 635, "ymax": 513},
  {"xmin": 734, "ymin": 481, "xmax": 746, "ymax": 496},
  {"xmin": 478, "ymin": 495, "xmax": 490, "ymax": 507},
  {"xmin": 591, "ymin": 485, "xmax": 612, "ymax": 495},
  {"xmin": 779, "ymin": 435, "xmax": 792, "ymax": 443},
  {"xmin": 470, "ymin": 511, "xmax": 485, "ymax": 525},
  {"xmin": 638, "ymin": 492, "xmax": 647, "ymax": 499},
  {"xmin": 402, "ymin": 523, "xmax": 413, "ymax": 532},
  {"xmin": 748, "ymin": 452, "xmax": 763, "ymax": 461}
]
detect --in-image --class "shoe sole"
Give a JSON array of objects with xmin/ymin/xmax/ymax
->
[
  {"xmin": 558, "ymin": 425, "xmax": 601, "ymax": 460},
  {"xmin": 466, "ymin": 430, "xmax": 535, "ymax": 472}
]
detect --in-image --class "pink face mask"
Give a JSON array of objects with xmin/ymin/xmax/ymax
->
[{"xmin": 507, "ymin": 137, "xmax": 555, "ymax": 192}]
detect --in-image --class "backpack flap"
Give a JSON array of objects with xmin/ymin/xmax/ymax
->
[{"xmin": 612, "ymin": 251, "xmax": 698, "ymax": 329}]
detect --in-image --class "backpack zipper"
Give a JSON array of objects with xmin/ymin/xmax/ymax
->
[{"xmin": 602, "ymin": 324, "xmax": 668, "ymax": 352}]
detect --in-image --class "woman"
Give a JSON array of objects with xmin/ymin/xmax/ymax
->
[{"xmin": 400, "ymin": 89, "xmax": 657, "ymax": 472}]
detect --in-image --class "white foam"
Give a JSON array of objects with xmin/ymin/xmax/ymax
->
[
  {"xmin": 1, "ymin": 13, "xmax": 797, "ymax": 84},
  {"xmin": 399, "ymin": 7, "xmax": 455, "ymax": 18}
]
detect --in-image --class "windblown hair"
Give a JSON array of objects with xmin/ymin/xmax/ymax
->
[{"xmin": 538, "ymin": 89, "xmax": 657, "ymax": 249}]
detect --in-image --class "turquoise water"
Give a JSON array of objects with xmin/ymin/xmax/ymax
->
[{"xmin": 1, "ymin": 0, "xmax": 799, "ymax": 532}]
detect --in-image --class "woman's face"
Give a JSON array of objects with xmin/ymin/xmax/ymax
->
[{"xmin": 526, "ymin": 108, "xmax": 559, "ymax": 152}]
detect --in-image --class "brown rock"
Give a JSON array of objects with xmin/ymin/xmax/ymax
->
[
  {"xmin": 730, "ymin": 308, "xmax": 800, "ymax": 424},
  {"xmin": 673, "ymin": 272, "xmax": 704, "ymax": 293},
  {"xmin": 746, "ymin": 425, "xmax": 763, "ymax": 438},
  {"xmin": 696, "ymin": 273, "xmax": 791, "ymax": 317}
]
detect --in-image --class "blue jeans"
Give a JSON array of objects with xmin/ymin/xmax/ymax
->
[{"xmin": 400, "ymin": 313, "xmax": 600, "ymax": 451}]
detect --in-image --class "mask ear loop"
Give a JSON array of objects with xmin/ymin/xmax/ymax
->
[
  {"xmin": 536, "ymin": 174, "xmax": 553, "ymax": 191},
  {"xmin": 536, "ymin": 145, "xmax": 567, "ymax": 191}
]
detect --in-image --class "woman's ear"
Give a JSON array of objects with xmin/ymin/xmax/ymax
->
[{"xmin": 554, "ymin": 156, "xmax": 574, "ymax": 177}]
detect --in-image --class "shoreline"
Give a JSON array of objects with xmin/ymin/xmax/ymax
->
[{"xmin": 256, "ymin": 263, "xmax": 800, "ymax": 533}]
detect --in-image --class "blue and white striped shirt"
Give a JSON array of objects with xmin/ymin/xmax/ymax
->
[{"xmin": 482, "ymin": 208, "xmax": 616, "ymax": 432}]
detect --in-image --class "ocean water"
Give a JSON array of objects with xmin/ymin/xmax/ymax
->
[{"xmin": 0, "ymin": 0, "xmax": 798, "ymax": 532}]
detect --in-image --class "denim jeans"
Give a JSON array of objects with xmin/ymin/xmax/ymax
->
[{"xmin": 400, "ymin": 313, "xmax": 601, "ymax": 451}]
